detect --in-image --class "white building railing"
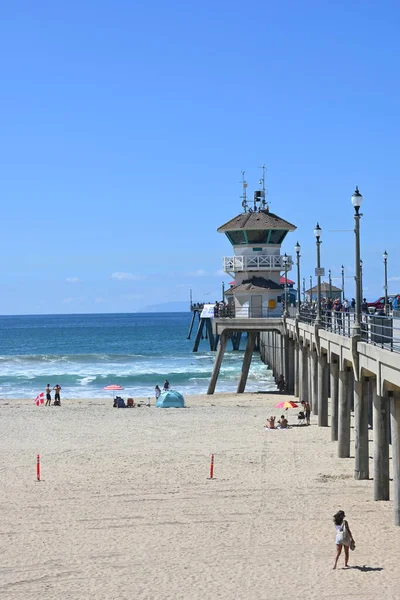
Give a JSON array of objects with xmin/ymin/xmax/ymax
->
[{"xmin": 223, "ymin": 254, "xmax": 293, "ymax": 273}]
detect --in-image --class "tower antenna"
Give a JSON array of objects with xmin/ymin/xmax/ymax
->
[
  {"xmin": 240, "ymin": 170, "xmax": 248, "ymax": 212},
  {"xmin": 258, "ymin": 164, "xmax": 267, "ymax": 210}
]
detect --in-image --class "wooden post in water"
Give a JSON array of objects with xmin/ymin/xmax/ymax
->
[
  {"xmin": 237, "ymin": 331, "xmax": 257, "ymax": 393},
  {"xmin": 207, "ymin": 331, "xmax": 229, "ymax": 395}
]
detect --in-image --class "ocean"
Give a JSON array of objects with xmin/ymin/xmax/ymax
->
[{"xmin": 0, "ymin": 312, "xmax": 276, "ymax": 399}]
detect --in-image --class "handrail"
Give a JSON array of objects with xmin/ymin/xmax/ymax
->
[{"xmin": 298, "ymin": 307, "xmax": 400, "ymax": 354}]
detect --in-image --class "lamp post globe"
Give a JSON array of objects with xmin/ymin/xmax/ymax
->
[{"xmin": 351, "ymin": 186, "xmax": 363, "ymax": 211}]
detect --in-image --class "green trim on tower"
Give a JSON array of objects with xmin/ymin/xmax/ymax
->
[
  {"xmin": 266, "ymin": 230, "xmax": 272, "ymax": 243},
  {"xmin": 243, "ymin": 231, "xmax": 249, "ymax": 244}
]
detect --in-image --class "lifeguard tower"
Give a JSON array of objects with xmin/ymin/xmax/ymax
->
[{"xmin": 219, "ymin": 169, "xmax": 297, "ymax": 317}]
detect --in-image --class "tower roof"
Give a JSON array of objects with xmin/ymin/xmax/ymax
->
[
  {"xmin": 306, "ymin": 282, "xmax": 342, "ymax": 294},
  {"xmin": 217, "ymin": 209, "xmax": 296, "ymax": 233},
  {"xmin": 225, "ymin": 276, "xmax": 282, "ymax": 294}
]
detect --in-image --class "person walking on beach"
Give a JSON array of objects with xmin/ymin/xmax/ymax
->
[
  {"xmin": 45, "ymin": 384, "xmax": 52, "ymax": 406},
  {"xmin": 53, "ymin": 384, "xmax": 61, "ymax": 406},
  {"xmin": 301, "ymin": 400, "xmax": 311, "ymax": 425},
  {"xmin": 277, "ymin": 374, "xmax": 285, "ymax": 392},
  {"xmin": 155, "ymin": 385, "xmax": 161, "ymax": 400},
  {"xmin": 163, "ymin": 380, "xmax": 170, "ymax": 391},
  {"xmin": 333, "ymin": 510, "xmax": 355, "ymax": 569}
]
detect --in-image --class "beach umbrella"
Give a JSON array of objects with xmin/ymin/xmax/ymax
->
[
  {"xmin": 274, "ymin": 401, "xmax": 298, "ymax": 409},
  {"xmin": 103, "ymin": 385, "xmax": 124, "ymax": 391},
  {"xmin": 104, "ymin": 384, "xmax": 124, "ymax": 399}
]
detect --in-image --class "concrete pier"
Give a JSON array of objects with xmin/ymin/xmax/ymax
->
[
  {"xmin": 301, "ymin": 343, "xmax": 309, "ymax": 404},
  {"xmin": 317, "ymin": 353, "xmax": 328, "ymax": 427},
  {"xmin": 390, "ymin": 393, "xmax": 400, "ymax": 526},
  {"xmin": 354, "ymin": 377, "xmax": 369, "ymax": 480},
  {"xmin": 310, "ymin": 348, "xmax": 318, "ymax": 413},
  {"xmin": 373, "ymin": 382, "xmax": 389, "ymax": 500},
  {"xmin": 208, "ymin": 314, "xmax": 400, "ymax": 526},
  {"xmin": 298, "ymin": 342, "xmax": 304, "ymax": 403},
  {"xmin": 338, "ymin": 367, "xmax": 351, "ymax": 458},
  {"xmin": 294, "ymin": 340, "xmax": 299, "ymax": 398},
  {"xmin": 330, "ymin": 360, "xmax": 339, "ymax": 441}
]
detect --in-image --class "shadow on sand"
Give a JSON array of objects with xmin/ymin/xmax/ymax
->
[{"xmin": 347, "ymin": 565, "xmax": 384, "ymax": 572}]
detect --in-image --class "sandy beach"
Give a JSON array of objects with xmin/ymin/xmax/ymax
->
[{"xmin": 1, "ymin": 392, "xmax": 399, "ymax": 600}]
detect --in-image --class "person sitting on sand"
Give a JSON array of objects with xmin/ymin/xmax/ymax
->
[
  {"xmin": 277, "ymin": 415, "xmax": 288, "ymax": 429},
  {"xmin": 333, "ymin": 510, "xmax": 355, "ymax": 569},
  {"xmin": 266, "ymin": 416, "xmax": 275, "ymax": 429}
]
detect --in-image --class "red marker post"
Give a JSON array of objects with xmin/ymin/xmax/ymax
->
[
  {"xmin": 208, "ymin": 453, "xmax": 214, "ymax": 479},
  {"xmin": 36, "ymin": 454, "xmax": 41, "ymax": 482}
]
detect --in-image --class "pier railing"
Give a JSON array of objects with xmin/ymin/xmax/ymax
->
[
  {"xmin": 299, "ymin": 308, "xmax": 400, "ymax": 354},
  {"xmin": 217, "ymin": 305, "xmax": 283, "ymax": 319}
]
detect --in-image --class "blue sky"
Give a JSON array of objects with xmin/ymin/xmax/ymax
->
[{"xmin": 1, "ymin": 0, "xmax": 399, "ymax": 314}]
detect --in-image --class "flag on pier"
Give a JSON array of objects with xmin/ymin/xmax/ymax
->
[{"xmin": 35, "ymin": 392, "xmax": 45, "ymax": 406}]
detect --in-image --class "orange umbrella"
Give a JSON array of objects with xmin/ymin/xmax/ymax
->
[{"xmin": 274, "ymin": 401, "xmax": 298, "ymax": 409}]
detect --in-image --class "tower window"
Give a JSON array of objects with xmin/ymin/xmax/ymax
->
[
  {"xmin": 226, "ymin": 231, "xmax": 246, "ymax": 245},
  {"xmin": 246, "ymin": 230, "xmax": 268, "ymax": 243}
]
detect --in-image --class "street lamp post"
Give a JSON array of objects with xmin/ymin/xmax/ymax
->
[
  {"xmin": 314, "ymin": 223, "xmax": 322, "ymax": 323},
  {"xmin": 341, "ymin": 265, "xmax": 345, "ymax": 302},
  {"xmin": 351, "ymin": 186, "xmax": 363, "ymax": 336},
  {"xmin": 302, "ymin": 277, "xmax": 306, "ymax": 302},
  {"xmin": 328, "ymin": 269, "xmax": 332, "ymax": 300},
  {"xmin": 384, "ymin": 251, "xmax": 388, "ymax": 316},
  {"xmin": 283, "ymin": 253, "xmax": 289, "ymax": 317},
  {"xmin": 295, "ymin": 242, "xmax": 301, "ymax": 315},
  {"xmin": 360, "ymin": 260, "xmax": 363, "ymax": 303},
  {"xmin": 309, "ymin": 275, "xmax": 312, "ymax": 301}
]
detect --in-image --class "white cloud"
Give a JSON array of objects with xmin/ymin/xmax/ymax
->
[
  {"xmin": 66, "ymin": 277, "xmax": 81, "ymax": 284},
  {"xmin": 62, "ymin": 296, "xmax": 86, "ymax": 304},
  {"xmin": 214, "ymin": 269, "xmax": 225, "ymax": 276},
  {"xmin": 111, "ymin": 272, "xmax": 146, "ymax": 281},
  {"xmin": 185, "ymin": 269, "xmax": 207, "ymax": 277},
  {"xmin": 388, "ymin": 276, "xmax": 400, "ymax": 282}
]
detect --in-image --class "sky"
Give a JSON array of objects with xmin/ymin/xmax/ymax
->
[{"xmin": 1, "ymin": 0, "xmax": 399, "ymax": 314}]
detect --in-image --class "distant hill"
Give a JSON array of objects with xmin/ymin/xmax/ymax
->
[{"xmin": 136, "ymin": 301, "xmax": 190, "ymax": 313}]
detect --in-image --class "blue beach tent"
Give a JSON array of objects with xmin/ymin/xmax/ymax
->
[{"xmin": 156, "ymin": 390, "xmax": 185, "ymax": 408}]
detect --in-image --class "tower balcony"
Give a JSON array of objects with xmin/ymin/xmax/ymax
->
[{"xmin": 223, "ymin": 254, "xmax": 293, "ymax": 274}]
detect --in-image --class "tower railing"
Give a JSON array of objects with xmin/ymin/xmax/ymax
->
[{"xmin": 223, "ymin": 254, "xmax": 293, "ymax": 272}]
